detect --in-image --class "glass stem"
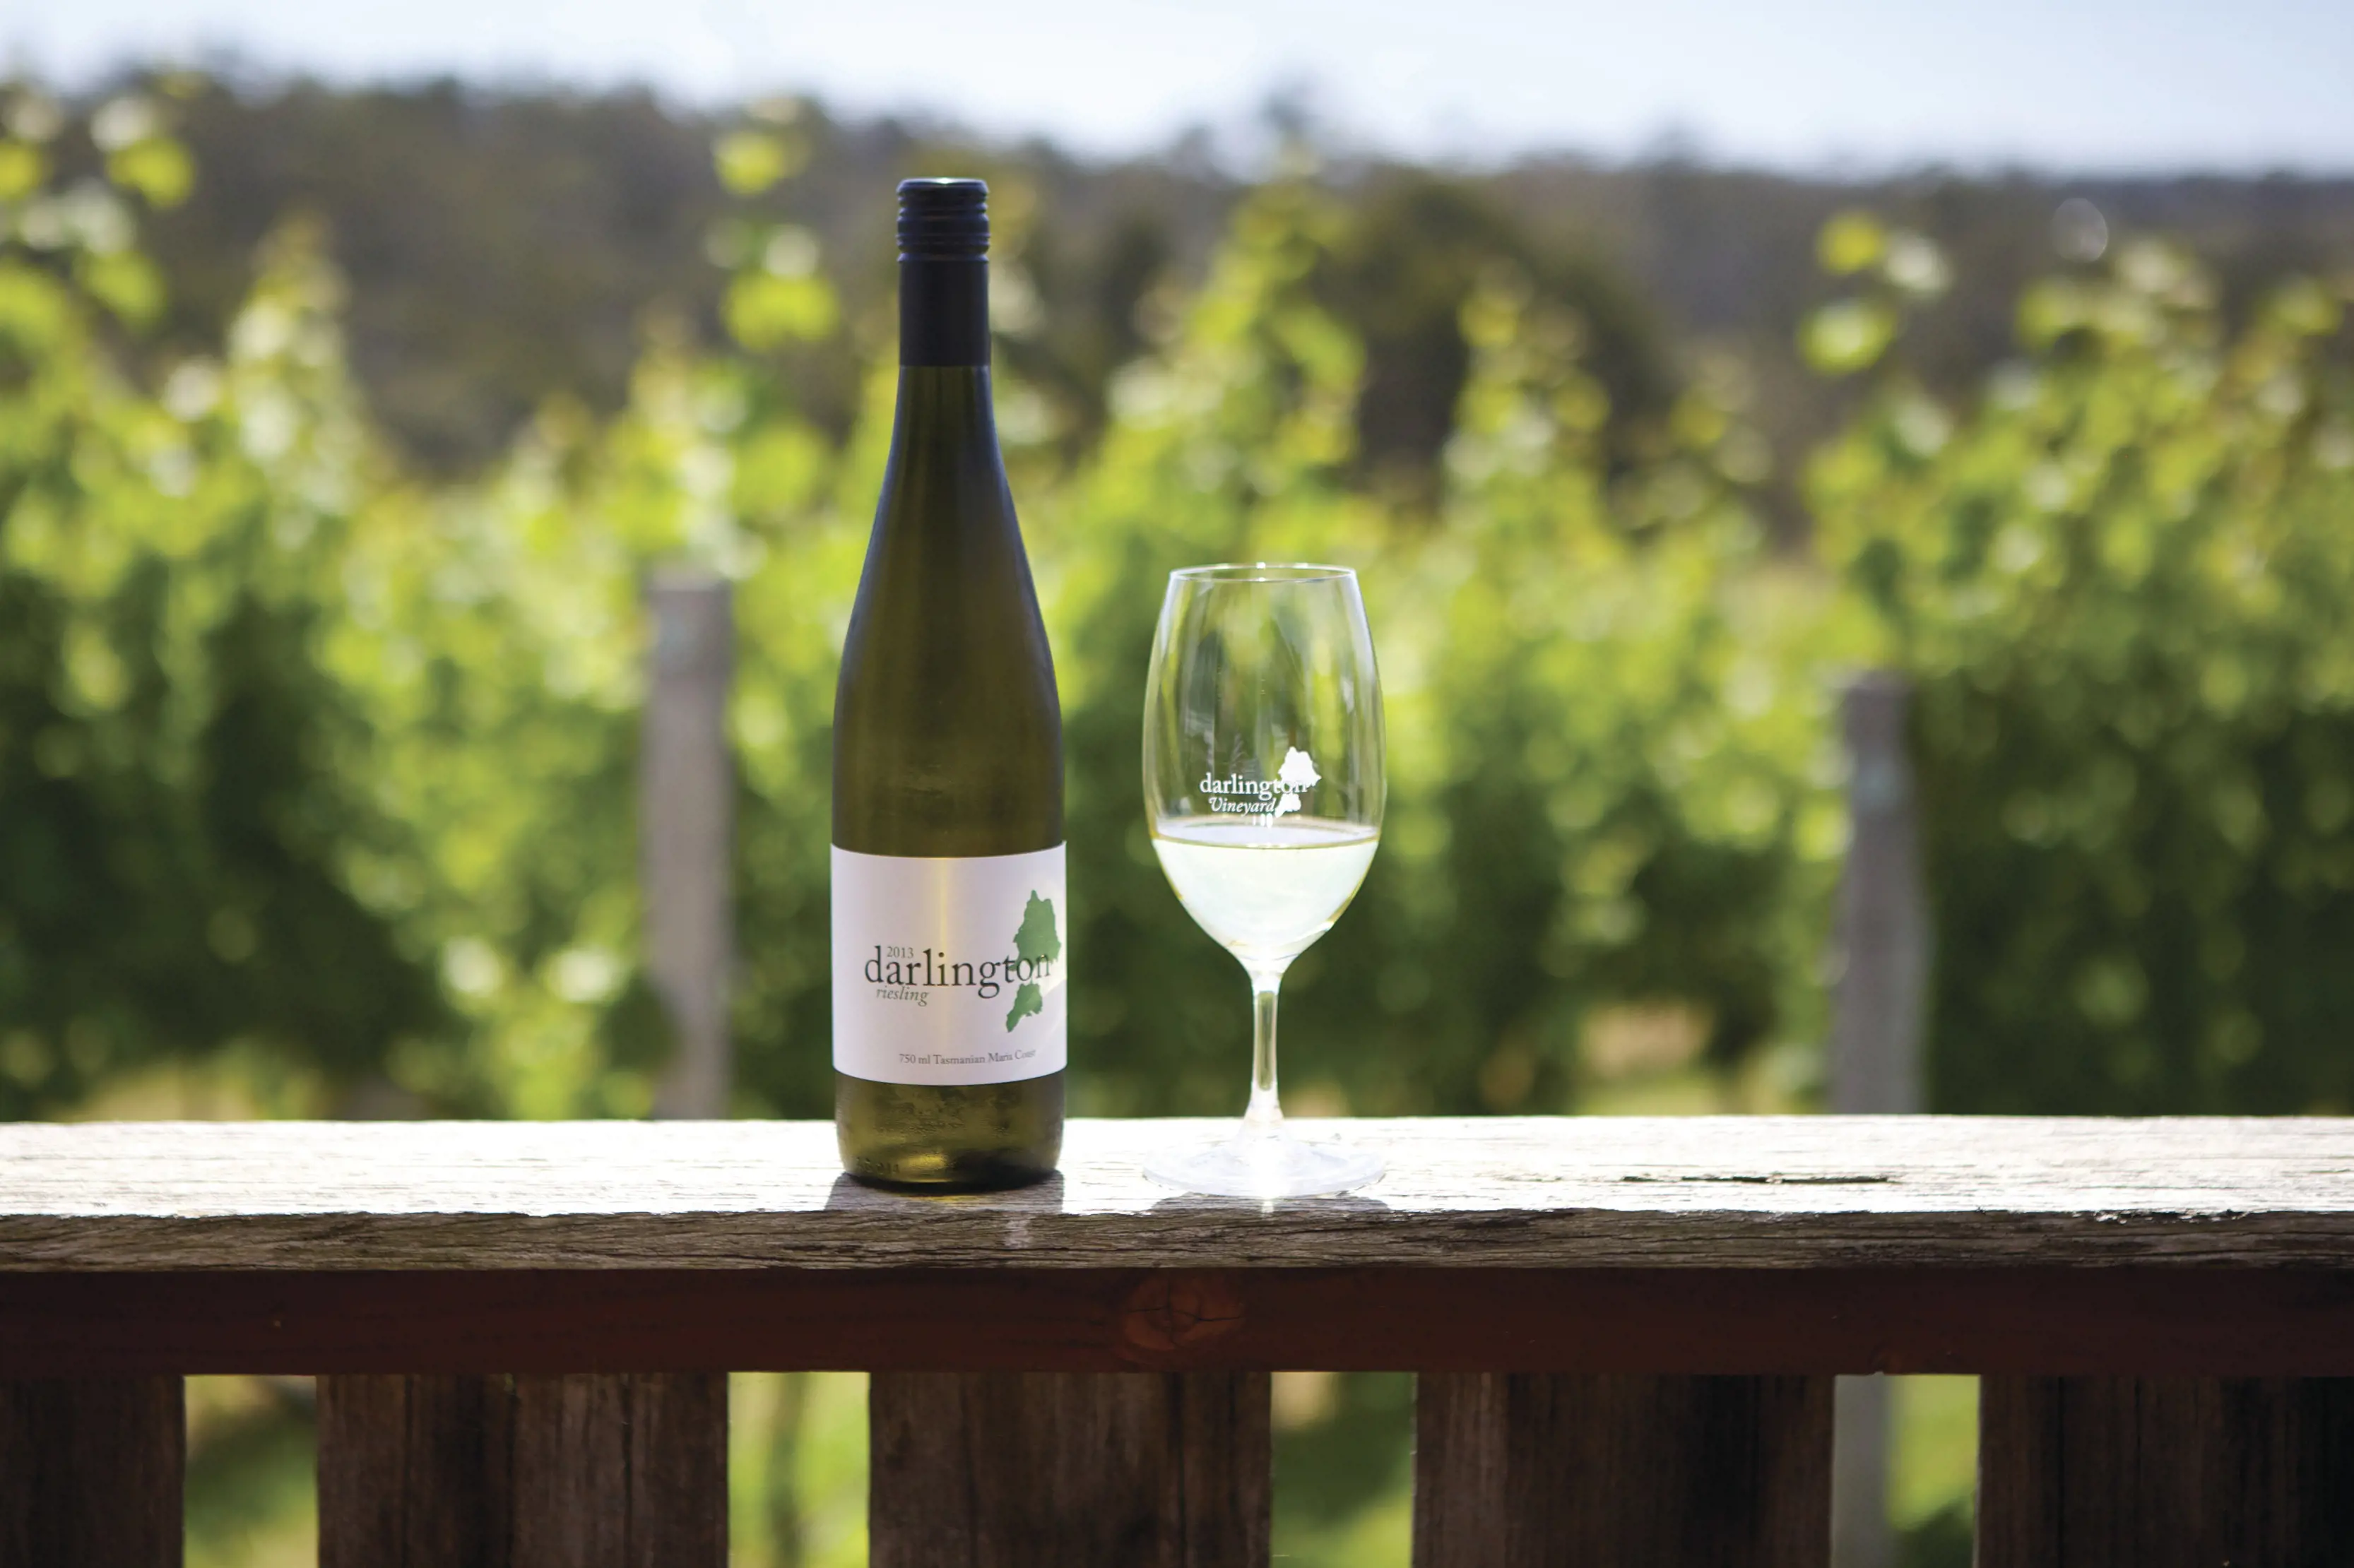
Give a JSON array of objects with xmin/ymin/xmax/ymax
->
[{"xmin": 1243, "ymin": 969, "xmax": 1285, "ymax": 1138}]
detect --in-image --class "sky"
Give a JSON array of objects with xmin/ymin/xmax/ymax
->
[{"xmin": 9, "ymin": 0, "xmax": 2354, "ymax": 173}]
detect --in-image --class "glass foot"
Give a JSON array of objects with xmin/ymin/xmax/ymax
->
[{"xmin": 1142, "ymin": 1129, "xmax": 1384, "ymax": 1199}]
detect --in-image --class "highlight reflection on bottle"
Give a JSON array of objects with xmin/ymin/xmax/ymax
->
[{"xmin": 830, "ymin": 179, "xmax": 1064, "ymax": 1190}]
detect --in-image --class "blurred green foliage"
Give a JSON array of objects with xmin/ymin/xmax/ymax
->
[
  {"xmin": 184, "ymin": 1377, "xmax": 316, "ymax": 1568},
  {"xmin": 0, "ymin": 98, "xmax": 446, "ymax": 1115},
  {"xmin": 1812, "ymin": 216, "xmax": 2354, "ymax": 1113},
  {"xmin": 8, "ymin": 88, "xmax": 2350, "ymax": 1129}
]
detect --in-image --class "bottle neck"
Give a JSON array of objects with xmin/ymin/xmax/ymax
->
[
  {"xmin": 899, "ymin": 257, "xmax": 989, "ymax": 367},
  {"xmin": 885, "ymin": 364, "xmax": 1001, "ymax": 475}
]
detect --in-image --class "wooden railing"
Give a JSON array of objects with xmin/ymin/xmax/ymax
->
[{"xmin": 3, "ymin": 1115, "xmax": 2351, "ymax": 1565}]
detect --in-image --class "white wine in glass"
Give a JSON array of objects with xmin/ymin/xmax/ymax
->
[{"xmin": 1142, "ymin": 564, "xmax": 1385, "ymax": 1198}]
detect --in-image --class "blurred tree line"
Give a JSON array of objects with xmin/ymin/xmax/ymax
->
[{"xmin": 42, "ymin": 73, "xmax": 2352, "ymax": 510}]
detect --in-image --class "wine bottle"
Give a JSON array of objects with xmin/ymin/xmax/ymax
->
[{"xmin": 832, "ymin": 179, "xmax": 1065, "ymax": 1189}]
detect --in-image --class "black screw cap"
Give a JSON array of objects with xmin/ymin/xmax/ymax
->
[{"xmin": 897, "ymin": 179, "xmax": 988, "ymax": 260}]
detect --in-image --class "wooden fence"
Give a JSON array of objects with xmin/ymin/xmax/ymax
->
[{"xmin": 2, "ymin": 1114, "xmax": 2351, "ymax": 1565}]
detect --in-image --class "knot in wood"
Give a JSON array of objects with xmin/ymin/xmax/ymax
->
[{"xmin": 1121, "ymin": 1273, "xmax": 1245, "ymax": 1354}]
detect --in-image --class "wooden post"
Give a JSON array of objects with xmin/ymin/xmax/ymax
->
[
  {"xmin": 1412, "ymin": 1373, "xmax": 1832, "ymax": 1567},
  {"xmin": 1827, "ymin": 671, "xmax": 1929, "ymax": 1568},
  {"xmin": 318, "ymin": 1372, "xmax": 726, "ymax": 1568},
  {"xmin": 869, "ymin": 1372, "xmax": 1270, "ymax": 1568},
  {"xmin": 643, "ymin": 571, "xmax": 735, "ymax": 1121},
  {"xmin": 1978, "ymin": 1376, "xmax": 2354, "ymax": 1567},
  {"xmin": 0, "ymin": 1377, "xmax": 182, "ymax": 1566},
  {"xmin": 1832, "ymin": 1377, "xmax": 1895, "ymax": 1568},
  {"xmin": 1829, "ymin": 670, "xmax": 1927, "ymax": 1120}
]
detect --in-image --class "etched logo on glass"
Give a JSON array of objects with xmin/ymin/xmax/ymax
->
[{"xmin": 1198, "ymin": 745, "xmax": 1322, "ymax": 825}]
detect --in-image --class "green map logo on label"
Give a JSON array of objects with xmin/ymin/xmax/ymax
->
[{"xmin": 1005, "ymin": 891, "xmax": 1060, "ymax": 1031}]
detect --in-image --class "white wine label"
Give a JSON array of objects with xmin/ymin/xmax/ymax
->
[{"xmin": 831, "ymin": 843, "xmax": 1067, "ymax": 1086}]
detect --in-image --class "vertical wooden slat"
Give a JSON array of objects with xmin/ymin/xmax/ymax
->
[
  {"xmin": 320, "ymin": 1374, "xmax": 512, "ymax": 1568},
  {"xmin": 870, "ymin": 1371, "xmax": 1270, "ymax": 1568},
  {"xmin": 510, "ymin": 1373, "xmax": 726, "ymax": 1568},
  {"xmin": 1978, "ymin": 1376, "xmax": 2354, "ymax": 1567},
  {"xmin": 0, "ymin": 1376, "xmax": 182, "ymax": 1567},
  {"xmin": 319, "ymin": 1372, "xmax": 725, "ymax": 1568},
  {"xmin": 1413, "ymin": 1373, "xmax": 1832, "ymax": 1568}
]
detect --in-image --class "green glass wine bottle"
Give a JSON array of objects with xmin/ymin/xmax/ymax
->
[{"xmin": 832, "ymin": 179, "xmax": 1065, "ymax": 1189}]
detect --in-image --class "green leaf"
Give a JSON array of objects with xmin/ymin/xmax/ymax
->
[
  {"xmin": 0, "ymin": 260, "xmax": 77, "ymax": 353},
  {"xmin": 0, "ymin": 141, "xmax": 47, "ymax": 202},
  {"xmin": 2267, "ymin": 278, "xmax": 2341, "ymax": 338},
  {"xmin": 714, "ymin": 131, "xmax": 803, "ymax": 197},
  {"xmin": 107, "ymin": 138, "xmax": 196, "ymax": 208},
  {"xmin": 1816, "ymin": 210, "xmax": 1886, "ymax": 276},
  {"xmin": 723, "ymin": 271, "xmax": 838, "ymax": 350},
  {"xmin": 78, "ymin": 249, "xmax": 165, "ymax": 328},
  {"xmin": 1799, "ymin": 298, "xmax": 1896, "ymax": 376}
]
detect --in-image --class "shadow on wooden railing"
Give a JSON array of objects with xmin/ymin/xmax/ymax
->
[{"xmin": 3, "ymin": 1115, "xmax": 2353, "ymax": 1565}]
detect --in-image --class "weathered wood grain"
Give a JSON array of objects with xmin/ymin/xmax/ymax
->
[
  {"xmin": 4, "ymin": 1117, "xmax": 2354, "ymax": 1272},
  {"xmin": 7, "ymin": 1266, "xmax": 2352, "ymax": 1378},
  {"xmin": 7, "ymin": 1119, "xmax": 2354, "ymax": 1377},
  {"xmin": 1978, "ymin": 1375, "xmax": 2354, "ymax": 1567},
  {"xmin": 0, "ymin": 1376, "xmax": 182, "ymax": 1566},
  {"xmin": 320, "ymin": 1374, "xmax": 512, "ymax": 1568},
  {"xmin": 509, "ymin": 1373, "xmax": 726, "ymax": 1568},
  {"xmin": 1414, "ymin": 1372, "xmax": 1830, "ymax": 1567},
  {"xmin": 319, "ymin": 1372, "xmax": 725, "ymax": 1567},
  {"xmin": 870, "ymin": 1372, "xmax": 1268, "ymax": 1568}
]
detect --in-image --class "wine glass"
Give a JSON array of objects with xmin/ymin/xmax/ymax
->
[{"xmin": 1141, "ymin": 564, "xmax": 1385, "ymax": 1198}]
